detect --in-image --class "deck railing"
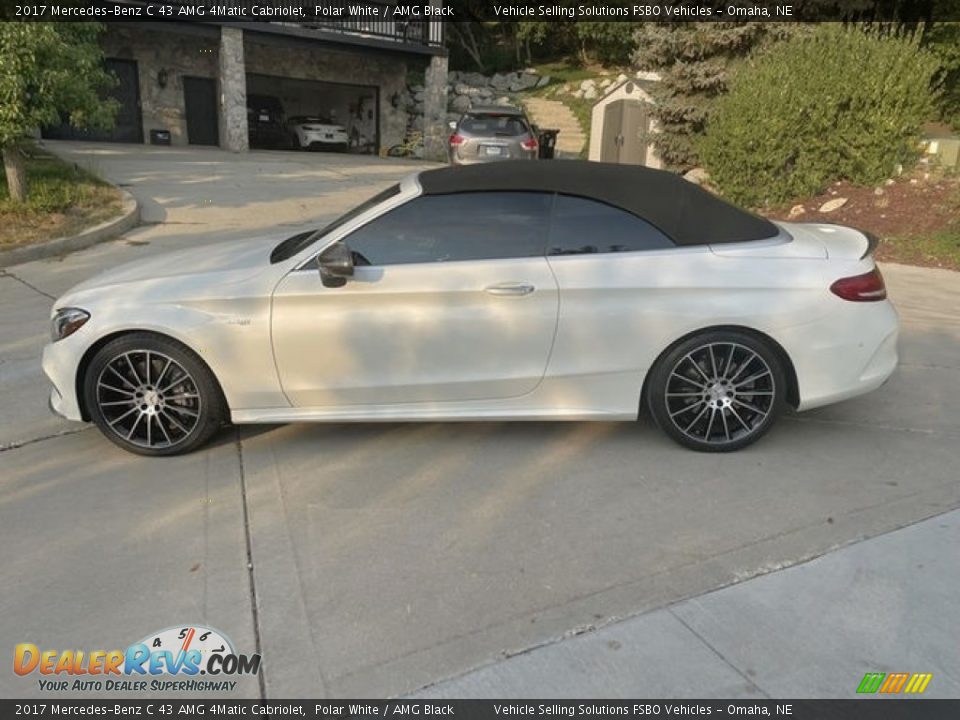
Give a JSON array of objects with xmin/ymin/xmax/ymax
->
[{"xmin": 116, "ymin": 0, "xmax": 445, "ymax": 49}]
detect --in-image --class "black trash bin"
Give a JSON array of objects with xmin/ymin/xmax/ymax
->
[
  {"xmin": 149, "ymin": 129, "xmax": 171, "ymax": 146},
  {"xmin": 537, "ymin": 128, "xmax": 559, "ymax": 159}
]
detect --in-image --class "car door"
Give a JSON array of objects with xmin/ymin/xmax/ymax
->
[
  {"xmin": 270, "ymin": 191, "xmax": 559, "ymax": 407},
  {"xmin": 544, "ymin": 194, "xmax": 681, "ymax": 391}
]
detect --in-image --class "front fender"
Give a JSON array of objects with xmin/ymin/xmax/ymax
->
[{"xmin": 50, "ymin": 300, "xmax": 288, "ymax": 419}]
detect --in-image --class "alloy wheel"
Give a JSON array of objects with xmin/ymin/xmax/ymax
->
[
  {"xmin": 95, "ymin": 350, "xmax": 202, "ymax": 449},
  {"xmin": 663, "ymin": 342, "xmax": 776, "ymax": 446}
]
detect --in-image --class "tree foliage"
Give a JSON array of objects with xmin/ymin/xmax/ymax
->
[
  {"xmin": 0, "ymin": 23, "xmax": 116, "ymax": 147},
  {"xmin": 518, "ymin": 20, "xmax": 638, "ymax": 67},
  {"xmin": 632, "ymin": 22, "xmax": 799, "ymax": 171},
  {"xmin": 699, "ymin": 25, "xmax": 941, "ymax": 207},
  {"xmin": 445, "ymin": 2, "xmax": 640, "ymax": 71},
  {"xmin": 923, "ymin": 21, "xmax": 960, "ymax": 128},
  {"xmin": 0, "ymin": 22, "xmax": 115, "ymax": 202}
]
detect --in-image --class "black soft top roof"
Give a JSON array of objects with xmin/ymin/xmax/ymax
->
[{"xmin": 416, "ymin": 161, "xmax": 778, "ymax": 246}]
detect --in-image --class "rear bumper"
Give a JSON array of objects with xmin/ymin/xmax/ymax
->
[
  {"xmin": 786, "ymin": 300, "xmax": 900, "ymax": 411},
  {"xmin": 301, "ymin": 133, "xmax": 348, "ymax": 148},
  {"xmin": 449, "ymin": 150, "xmax": 538, "ymax": 166}
]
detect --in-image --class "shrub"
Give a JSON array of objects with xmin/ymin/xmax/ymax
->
[
  {"xmin": 632, "ymin": 22, "xmax": 800, "ymax": 171},
  {"xmin": 699, "ymin": 25, "xmax": 942, "ymax": 207}
]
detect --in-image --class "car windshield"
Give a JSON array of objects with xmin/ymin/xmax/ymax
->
[
  {"xmin": 248, "ymin": 97, "xmax": 282, "ymax": 113},
  {"xmin": 270, "ymin": 184, "xmax": 402, "ymax": 264},
  {"xmin": 460, "ymin": 114, "xmax": 529, "ymax": 136},
  {"xmin": 291, "ymin": 116, "xmax": 334, "ymax": 125}
]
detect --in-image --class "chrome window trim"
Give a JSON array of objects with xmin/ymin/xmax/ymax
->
[{"xmin": 291, "ymin": 173, "xmax": 425, "ymax": 272}]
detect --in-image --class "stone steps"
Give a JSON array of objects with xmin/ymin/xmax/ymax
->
[{"xmin": 522, "ymin": 98, "xmax": 587, "ymax": 158}]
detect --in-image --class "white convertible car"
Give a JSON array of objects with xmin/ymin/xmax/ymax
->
[
  {"xmin": 43, "ymin": 162, "xmax": 898, "ymax": 456},
  {"xmin": 287, "ymin": 115, "xmax": 350, "ymax": 152}
]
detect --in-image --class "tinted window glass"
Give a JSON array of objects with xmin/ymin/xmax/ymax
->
[
  {"xmin": 548, "ymin": 194, "xmax": 675, "ymax": 255},
  {"xmin": 270, "ymin": 184, "xmax": 400, "ymax": 263},
  {"xmin": 459, "ymin": 114, "xmax": 530, "ymax": 137},
  {"xmin": 344, "ymin": 192, "xmax": 551, "ymax": 266}
]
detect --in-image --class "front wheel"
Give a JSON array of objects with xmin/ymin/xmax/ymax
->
[
  {"xmin": 646, "ymin": 330, "xmax": 786, "ymax": 452},
  {"xmin": 84, "ymin": 333, "xmax": 226, "ymax": 456}
]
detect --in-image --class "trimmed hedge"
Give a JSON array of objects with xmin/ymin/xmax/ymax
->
[{"xmin": 699, "ymin": 25, "xmax": 941, "ymax": 207}]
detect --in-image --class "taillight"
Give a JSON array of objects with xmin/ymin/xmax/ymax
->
[
  {"xmin": 521, "ymin": 136, "xmax": 539, "ymax": 151},
  {"xmin": 449, "ymin": 133, "xmax": 465, "ymax": 146},
  {"xmin": 830, "ymin": 267, "xmax": 887, "ymax": 302}
]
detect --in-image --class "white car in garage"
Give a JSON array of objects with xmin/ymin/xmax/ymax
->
[
  {"xmin": 288, "ymin": 115, "xmax": 349, "ymax": 152},
  {"xmin": 42, "ymin": 162, "xmax": 898, "ymax": 456}
]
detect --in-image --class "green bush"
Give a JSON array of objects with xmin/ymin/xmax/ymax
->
[{"xmin": 699, "ymin": 25, "xmax": 941, "ymax": 207}]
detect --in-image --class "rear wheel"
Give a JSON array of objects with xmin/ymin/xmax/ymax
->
[
  {"xmin": 84, "ymin": 333, "xmax": 226, "ymax": 456},
  {"xmin": 647, "ymin": 330, "xmax": 786, "ymax": 452}
]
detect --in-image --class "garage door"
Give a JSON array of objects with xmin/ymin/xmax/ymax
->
[
  {"xmin": 43, "ymin": 58, "xmax": 144, "ymax": 144},
  {"xmin": 245, "ymin": 73, "xmax": 378, "ymax": 153}
]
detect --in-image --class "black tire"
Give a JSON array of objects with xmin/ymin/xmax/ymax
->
[
  {"xmin": 84, "ymin": 333, "xmax": 227, "ymax": 457},
  {"xmin": 646, "ymin": 330, "xmax": 786, "ymax": 452}
]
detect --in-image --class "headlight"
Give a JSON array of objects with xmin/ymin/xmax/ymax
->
[{"xmin": 51, "ymin": 308, "xmax": 90, "ymax": 342}]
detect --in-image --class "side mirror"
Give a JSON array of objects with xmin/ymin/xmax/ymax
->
[
  {"xmin": 447, "ymin": 120, "xmax": 457, "ymax": 131},
  {"xmin": 317, "ymin": 241, "xmax": 354, "ymax": 288}
]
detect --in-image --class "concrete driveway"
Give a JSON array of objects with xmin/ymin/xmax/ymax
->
[{"xmin": 1, "ymin": 142, "xmax": 958, "ymax": 699}]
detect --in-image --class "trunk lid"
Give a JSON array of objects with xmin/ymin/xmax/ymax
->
[{"xmin": 710, "ymin": 222, "xmax": 872, "ymax": 260}]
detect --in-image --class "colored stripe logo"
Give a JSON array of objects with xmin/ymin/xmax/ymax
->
[{"xmin": 857, "ymin": 672, "xmax": 932, "ymax": 694}]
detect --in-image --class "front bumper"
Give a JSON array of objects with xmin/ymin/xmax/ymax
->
[{"xmin": 42, "ymin": 339, "xmax": 85, "ymax": 422}]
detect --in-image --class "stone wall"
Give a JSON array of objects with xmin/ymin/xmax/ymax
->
[
  {"xmin": 401, "ymin": 68, "xmax": 548, "ymax": 137},
  {"xmin": 420, "ymin": 55, "xmax": 449, "ymax": 161},
  {"xmin": 219, "ymin": 27, "xmax": 248, "ymax": 152},
  {"xmin": 100, "ymin": 26, "xmax": 220, "ymax": 146},
  {"xmin": 100, "ymin": 25, "xmax": 435, "ymax": 153}
]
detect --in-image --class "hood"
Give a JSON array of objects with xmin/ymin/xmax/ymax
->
[
  {"xmin": 54, "ymin": 233, "xmax": 301, "ymax": 313},
  {"xmin": 66, "ymin": 234, "xmax": 283, "ymax": 297}
]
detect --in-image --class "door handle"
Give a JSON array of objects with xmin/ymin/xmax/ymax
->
[{"xmin": 485, "ymin": 283, "xmax": 535, "ymax": 296}]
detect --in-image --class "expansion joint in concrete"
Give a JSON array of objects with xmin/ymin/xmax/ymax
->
[
  {"xmin": 235, "ymin": 432, "xmax": 267, "ymax": 700},
  {"xmin": 668, "ymin": 608, "xmax": 770, "ymax": 699},
  {"xmin": 0, "ymin": 270, "xmax": 56, "ymax": 300}
]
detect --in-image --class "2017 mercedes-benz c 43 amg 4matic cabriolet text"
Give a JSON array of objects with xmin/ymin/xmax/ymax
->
[{"xmin": 43, "ymin": 162, "xmax": 899, "ymax": 456}]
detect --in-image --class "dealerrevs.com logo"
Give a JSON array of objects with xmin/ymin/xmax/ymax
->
[
  {"xmin": 856, "ymin": 672, "xmax": 933, "ymax": 695},
  {"xmin": 14, "ymin": 625, "xmax": 261, "ymax": 692}
]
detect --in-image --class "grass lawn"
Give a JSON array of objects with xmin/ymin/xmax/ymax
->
[
  {"xmin": 529, "ymin": 61, "xmax": 600, "ymax": 86},
  {"xmin": 879, "ymin": 224, "xmax": 960, "ymax": 271},
  {"xmin": 0, "ymin": 143, "xmax": 123, "ymax": 250}
]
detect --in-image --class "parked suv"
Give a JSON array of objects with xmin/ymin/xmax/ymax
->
[
  {"xmin": 247, "ymin": 95, "xmax": 286, "ymax": 149},
  {"xmin": 448, "ymin": 106, "xmax": 538, "ymax": 165}
]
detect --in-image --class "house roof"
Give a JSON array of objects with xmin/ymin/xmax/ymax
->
[{"xmin": 416, "ymin": 161, "xmax": 778, "ymax": 246}]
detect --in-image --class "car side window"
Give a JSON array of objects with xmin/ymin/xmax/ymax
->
[
  {"xmin": 548, "ymin": 194, "xmax": 675, "ymax": 255},
  {"xmin": 343, "ymin": 192, "xmax": 552, "ymax": 266}
]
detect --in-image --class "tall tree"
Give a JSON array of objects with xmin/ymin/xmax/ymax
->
[
  {"xmin": 923, "ymin": 20, "xmax": 960, "ymax": 128},
  {"xmin": 632, "ymin": 22, "xmax": 799, "ymax": 171},
  {"xmin": 632, "ymin": 0, "xmax": 952, "ymax": 172},
  {"xmin": 0, "ymin": 23, "xmax": 116, "ymax": 202}
]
